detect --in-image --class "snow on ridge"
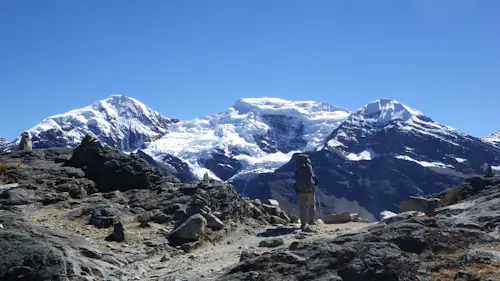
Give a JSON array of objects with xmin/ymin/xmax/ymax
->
[
  {"xmin": 145, "ymin": 97, "xmax": 350, "ymax": 180},
  {"xmin": 26, "ymin": 95, "xmax": 172, "ymax": 151},
  {"xmin": 483, "ymin": 131, "xmax": 500, "ymax": 148},
  {"xmin": 357, "ymin": 99, "xmax": 423, "ymax": 124},
  {"xmin": 345, "ymin": 148, "xmax": 378, "ymax": 161},
  {"xmin": 394, "ymin": 155, "xmax": 454, "ymax": 169}
]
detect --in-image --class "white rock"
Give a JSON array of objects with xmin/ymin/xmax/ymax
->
[{"xmin": 380, "ymin": 210, "xmax": 397, "ymax": 220}]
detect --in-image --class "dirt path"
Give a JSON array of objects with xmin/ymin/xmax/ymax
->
[{"xmin": 148, "ymin": 222, "xmax": 373, "ymax": 281}]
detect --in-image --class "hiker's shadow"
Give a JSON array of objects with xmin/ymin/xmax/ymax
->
[{"xmin": 257, "ymin": 227, "xmax": 297, "ymax": 237}]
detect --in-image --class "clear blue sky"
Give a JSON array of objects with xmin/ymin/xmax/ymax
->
[{"xmin": 1, "ymin": 0, "xmax": 499, "ymax": 141}]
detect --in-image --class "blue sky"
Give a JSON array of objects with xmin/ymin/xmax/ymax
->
[{"xmin": 1, "ymin": 0, "xmax": 499, "ymax": 141}]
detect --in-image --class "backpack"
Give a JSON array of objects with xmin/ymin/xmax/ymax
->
[{"xmin": 294, "ymin": 154, "xmax": 318, "ymax": 193}]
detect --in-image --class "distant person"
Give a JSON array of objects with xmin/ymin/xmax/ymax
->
[{"xmin": 294, "ymin": 154, "xmax": 319, "ymax": 229}]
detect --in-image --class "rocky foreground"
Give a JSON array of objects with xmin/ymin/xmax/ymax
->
[{"xmin": 1, "ymin": 136, "xmax": 500, "ymax": 281}]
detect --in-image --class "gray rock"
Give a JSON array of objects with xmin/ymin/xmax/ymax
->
[
  {"xmin": 400, "ymin": 196, "xmax": 441, "ymax": 216},
  {"xmin": 290, "ymin": 215, "xmax": 301, "ymax": 224},
  {"xmin": 379, "ymin": 211, "xmax": 425, "ymax": 225},
  {"xmin": 264, "ymin": 199, "xmax": 280, "ymax": 206},
  {"xmin": 380, "ymin": 210, "xmax": 397, "ymax": 220},
  {"xmin": 278, "ymin": 210, "xmax": 291, "ymax": 223},
  {"xmin": 269, "ymin": 215, "xmax": 288, "ymax": 225},
  {"xmin": 261, "ymin": 204, "xmax": 281, "ymax": 216},
  {"xmin": 200, "ymin": 209, "xmax": 225, "ymax": 230},
  {"xmin": 105, "ymin": 222, "xmax": 125, "ymax": 242},
  {"xmin": 240, "ymin": 250, "xmax": 260, "ymax": 261},
  {"xmin": 259, "ymin": 237, "xmax": 284, "ymax": 248},
  {"xmin": 322, "ymin": 212, "xmax": 351, "ymax": 224},
  {"xmin": 168, "ymin": 214, "xmax": 207, "ymax": 245}
]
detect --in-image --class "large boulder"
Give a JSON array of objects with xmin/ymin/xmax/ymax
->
[
  {"xmin": 168, "ymin": 214, "xmax": 207, "ymax": 246},
  {"xmin": 259, "ymin": 237, "xmax": 284, "ymax": 248},
  {"xmin": 400, "ymin": 196, "xmax": 440, "ymax": 216},
  {"xmin": 65, "ymin": 134, "xmax": 166, "ymax": 192},
  {"xmin": 200, "ymin": 209, "xmax": 225, "ymax": 230},
  {"xmin": 322, "ymin": 212, "xmax": 352, "ymax": 224}
]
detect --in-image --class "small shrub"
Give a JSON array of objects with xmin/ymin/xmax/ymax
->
[
  {"xmin": 0, "ymin": 162, "xmax": 7, "ymax": 174},
  {"xmin": 15, "ymin": 161, "xmax": 27, "ymax": 168},
  {"xmin": 441, "ymin": 190, "xmax": 461, "ymax": 207}
]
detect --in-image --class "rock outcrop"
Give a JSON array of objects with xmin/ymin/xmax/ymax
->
[
  {"xmin": 18, "ymin": 132, "xmax": 32, "ymax": 151},
  {"xmin": 221, "ymin": 176, "xmax": 500, "ymax": 281},
  {"xmin": 400, "ymin": 196, "xmax": 441, "ymax": 216}
]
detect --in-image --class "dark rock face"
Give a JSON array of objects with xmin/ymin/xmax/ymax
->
[
  {"xmin": 253, "ymin": 115, "xmax": 307, "ymax": 154},
  {"xmin": 136, "ymin": 150, "xmax": 196, "ymax": 183},
  {"xmin": 65, "ymin": 134, "xmax": 166, "ymax": 192},
  {"xmin": 200, "ymin": 149, "xmax": 242, "ymax": 181}
]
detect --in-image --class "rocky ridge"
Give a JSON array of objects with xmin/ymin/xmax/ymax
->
[
  {"xmin": 0, "ymin": 136, "xmax": 290, "ymax": 281},
  {"xmin": 221, "ymin": 177, "xmax": 500, "ymax": 281}
]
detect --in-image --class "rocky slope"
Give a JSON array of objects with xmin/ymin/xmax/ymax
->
[
  {"xmin": 233, "ymin": 100, "xmax": 500, "ymax": 219},
  {"xmin": 2, "ymin": 137, "xmax": 500, "ymax": 280},
  {"xmin": 25, "ymin": 95, "xmax": 177, "ymax": 152},
  {"xmin": 0, "ymin": 137, "xmax": 289, "ymax": 281},
  {"xmin": 221, "ymin": 177, "xmax": 500, "ymax": 281}
]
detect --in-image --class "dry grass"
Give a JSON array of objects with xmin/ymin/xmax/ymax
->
[
  {"xmin": 0, "ymin": 162, "xmax": 7, "ymax": 174},
  {"xmin": 441, "ymin": 189, "xmax": 461, "ymax": 207},
  {"xmin": 433, "ymin": 262, "xmax": 500, "ymax": 280}
]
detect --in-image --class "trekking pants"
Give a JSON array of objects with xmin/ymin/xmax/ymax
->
[{"xmin": 298, "ymin": 192, "xmax": 316, "ymax": 225}]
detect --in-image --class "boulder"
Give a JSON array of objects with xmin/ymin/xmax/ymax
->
[
  {"xmin": 290, "ymin": 215, "xmax": 301, "ymax": 224},
  {"xmin": 278, "ymin": 211, "xmax": 291, "ymax": 223},
  {"xmin": 247, "ymin": 203, "xmax": 264, "ymax": 218},
  {"xmin": 264, "ymin": 199, "xmax": 280, "ymax": 207},
  {"xmin": 105, "ymin": 222, "xmax": 125, "ymax": 242},
  {"xmin": 322, "ymin": 212, "xmax": 352, "ymax": 224},
  {"xmin": 168, "ymin": 214, "xmax": 207, "ymax": 245},
  {"xmin": 259, "ymin": 237, "xmax": 284, "ymax": 248},
  {"xmin": 65, "ymin": 134, "xmax": 166, "ymax": 192},
  {"xmin": 269, "ymin": 216, "xmax": 288, "ymax": 225},
  {"xmin": 380, "ymin": 210, "xmax": 397, "ymax": 220},
  {"xmin": 400, "ymin": 196, "xmax": 441, "ymax": 216},
  {"xmin": 240, "ymin": 250, "xmax": 260, "ymax": 262},
  {"xmin": 89, "ymin": 207, "xmax": 118, "ymax": 228},
  {"xmin": 200, "ymin": 209, "xmax": 225, "ymax": 230},
  {"xmin": 380, "ymin": 211, "xmax": 425, "ymax": 225},
  {"xmin": 261, "ymin": 204, "xmax": 281, "ymax": 216}
]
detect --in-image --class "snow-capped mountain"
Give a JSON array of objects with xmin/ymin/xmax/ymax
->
[
  {"xmin": 143, "ymin": 98, "xmax": 350, "ymax": 180},
  {"xmin": 483, "ymin": 131, "xmax": 500, "ymax": 149},
  {"xmin": 236, "ymin": 99, "xmax": 500, "ymax": 219},
  {"xmin": 322, "ymin": 99, "xmax": 498, "ymax": 173},
  {"xmin": 26, "ymin": 95, "xmax": 177, "ymax": 152}
]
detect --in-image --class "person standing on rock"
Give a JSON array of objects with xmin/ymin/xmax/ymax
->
[{"xmin": 294, "ymin": 154, "xmax": 319, "ymax": 229}]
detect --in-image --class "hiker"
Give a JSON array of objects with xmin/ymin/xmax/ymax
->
[{"xmin": 294, "ymin": 154, "xmax": 319, "ymax": 229}]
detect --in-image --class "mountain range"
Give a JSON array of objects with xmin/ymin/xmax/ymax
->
[{"xmin": 5, "ymin": 95, "xmax": 500, "ymax": 219}]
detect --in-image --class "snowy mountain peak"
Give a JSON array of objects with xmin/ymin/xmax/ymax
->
[
  {"xmin": 357, "ymin": 99, "xmax": 423, "ymax": 124},
  {"xmin": 144, "ymin": 97, "xmax": 350, "ymax": 181},
  {"xmin": 483, "ymin": 130, "xmax": 500, "ymax": 148},
  {"xmin": 233, "ymin": 97, "xmax": 348, "ymax": 116},
  {"xmin": 27, "ymin": 95, "xmax": 176, "ymax": 151}
]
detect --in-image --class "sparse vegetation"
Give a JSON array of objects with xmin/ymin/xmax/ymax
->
[{"xmin": 433, "ymin": 262, "xmax": 500, "ymax": 280}]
